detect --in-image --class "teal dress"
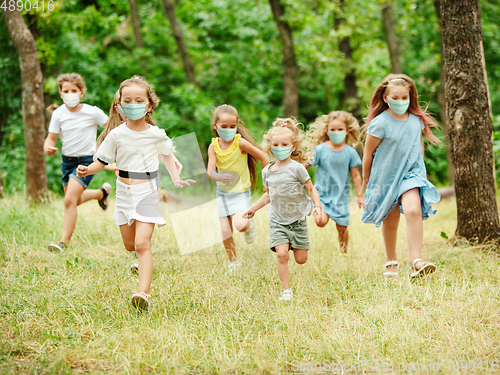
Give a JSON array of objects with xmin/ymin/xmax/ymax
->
[
  {"xmin": 309, "ymin": 143, "xmax": 361, "ymax": 226},
  {"xmin": 362, "ymin": 111, "xmax": 441, "ymax": 227}
]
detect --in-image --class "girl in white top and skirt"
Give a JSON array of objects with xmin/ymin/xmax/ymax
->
[{"xmin": 77, "ymin": 76, "xmax": 194, "ymax": 311}]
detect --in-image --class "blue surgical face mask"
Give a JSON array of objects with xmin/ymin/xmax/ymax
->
[
  {"xmin": 328, "ymin": 130, "xmax": 346, "ymax": 144},
  {"xmin": 272, "ymin": 146, "xmax": 292, "ymax": 161},
  {"xmin": 217, "ymin": 127, "xmax": 237, "ymax": 142},
  {"xmin": 121, "ymin": 103, "xmax": 149, "ymax": 121},
  {"xmin": 388, "ymin": 99, "xmax": 410, "ymax": 115}
]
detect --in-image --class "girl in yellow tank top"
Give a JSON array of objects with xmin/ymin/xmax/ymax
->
[{"xmin": 207, "ymin": 105, "xmax": 269, "ymax": 275}]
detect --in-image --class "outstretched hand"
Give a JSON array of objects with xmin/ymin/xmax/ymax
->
[
  {"xmin": 243, "ymin": 208, "xmax": 255, "ymax": 219},
  {"xmin": 312, "ymin": 206, "xmax": 322, "ymax": 217},
  {"xmin": 358, "ymin": 196, "xmax": 365, "ymax": 209},
  {"xmin": 173, "ymin": 178, "xmax": 196, "ymax": 188},
  {"xmin": 44, "ymin": 146, "xmax": 58, "ymax": 156},
  {"xmin": 76, "ymin": 165, "xmax": 88, "ymax": 178}
]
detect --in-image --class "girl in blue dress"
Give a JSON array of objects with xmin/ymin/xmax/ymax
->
[
  {"xmin": 362, "ymin": 74, "xmax": 441, "ymax": 279},
  {"xmin": 306, "ymin": 111, "xmax": 364, "ymax": 255}
]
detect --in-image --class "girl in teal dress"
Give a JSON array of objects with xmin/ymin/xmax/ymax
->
[{"xmin": 362, "ymin": 74, "xmax": 441, "ymax": 279}]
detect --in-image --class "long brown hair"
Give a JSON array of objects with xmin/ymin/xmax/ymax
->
[
  {"xmin": 96, "ymin": 91, "xmax": 123, "ymax": 148},
  {"xmin": 212, "ymin": 104, "xmax": 260, "ymax": 189},
  {"xmin": 262, "ymin": 117, "xmax": 313, "ymax": 164},
  {"xmin": 362, "ymin": 74, "xmax": 441, "ymax": 145},
  {"xmin": 308, "ymin": 111, "xmax": 361, "ymax": 148}
]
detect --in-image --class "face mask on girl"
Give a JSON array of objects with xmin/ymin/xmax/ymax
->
[
  {"xmin": 387, "ymin": 99, "xmax": 410, "ymax": 115},
  {"xmin": 217, "ymin": 127, "xmax": 237, "ymax": 142},
  {"xmin": 328, "ymin": 130, "xmax": 346, "ymax": 144},
  {"xmin": 116, "ymin": 105, "xmax": 125, "ymax": 120},
  {"xmin": 272, "ymin": 146, "xmax": 292, "ymax": 161},
  {"xmin": 120, "ymin": 103, "xmax": 149, "ymax": 121},
  {"xmin": 62, "ymin": 93, "xmax": 80, "ymax": 108}
]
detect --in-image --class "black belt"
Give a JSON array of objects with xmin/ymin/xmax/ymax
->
[{"xmin": 119, "ymin": 170, "xmax": 158, "ymax": 179}]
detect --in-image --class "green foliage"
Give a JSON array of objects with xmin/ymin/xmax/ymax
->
[{"xmin": 1, "ymin": 0, "xmax": 499, "ymax": 194}]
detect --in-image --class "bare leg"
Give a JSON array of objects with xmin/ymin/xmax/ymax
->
[
  {"xmin": 336, "ymin": 224, "xmax": 349, "ymax": 254},
  {"xmin": 292, "ymin": 249, "xmax": 308, "ymax": 264},
  {"xmin": 77, "ymin": 188, "xmax": 104, "ymax": 206},
  {"xmin": 220, "ymin": 216, "xmax": 236, "ymax": 261},
  {"xmin": 119, "ymin": 221, "xmax": 136, "ymax": 253},
  {"xmin": 60, "ymin": 178, "xmax": 85, "ymax": 244},
  {"xmin": 400, "ymin": 188, "xmax": 424, "ymax": 267},
  {"xmin": 275, "ymin": 243, "xmax": 290, "ymax": 289},
  {"xmin": 232, "ymin": 211, "xmax": 250, "ymax": 232},
  {"xmin": 381, "ymin": 206, "xmax": 401, "ymax": 273}
]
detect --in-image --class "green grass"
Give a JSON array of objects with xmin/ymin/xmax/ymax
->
[{"xmin": 0, "ymin": 194, "xmax": 499, "ymax": 374}]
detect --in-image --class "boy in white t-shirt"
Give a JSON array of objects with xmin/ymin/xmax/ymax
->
[{"xmin": 43, "ymin": 73, "xmax": 111, "ymax": 252}]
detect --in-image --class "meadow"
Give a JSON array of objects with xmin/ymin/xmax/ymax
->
[{"xmin": 0, "ymin": 194, "xmax": 499, "ymax": 374}]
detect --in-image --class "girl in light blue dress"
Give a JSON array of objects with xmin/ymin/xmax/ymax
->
[
  {"xmin": 306, "ymin": 111, "xmax": 364, "ymax": 255},
  {"xmin": 362, "ymin": 74, "xmax": 441, "ymax": 279}
]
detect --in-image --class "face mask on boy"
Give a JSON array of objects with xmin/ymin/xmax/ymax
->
[
  {"xmin": 217, "ymin": 127, "xmax": 237, "ymax": 142},
  {"xmin": 328, "ymin": 130, "xmax": 346, "ymax": 144},
  {"xmin": 121, "ymin": 103, "xmax": 149, "ymax": 121},
  {"xmin": 62, "ymin": 93, "xmax": 80, "ymax": 108},
  {"xmin": 272, "ymin": 146, "xmax": 292, "ymax": 161},
  {"xmin": 387, "ymin": 99, "xmax": 410, "ymax": 115}
]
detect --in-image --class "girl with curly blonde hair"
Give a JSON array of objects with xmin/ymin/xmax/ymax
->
[
  {"xmin": 244, "ymin": 118, "xmax": 321, "ymax": 301},
  {"xmin": 305, "ymin": 111, "xmax": 364, "ymax": 255}
]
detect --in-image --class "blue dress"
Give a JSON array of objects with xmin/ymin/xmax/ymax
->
[
  {"xmin": 309, "ymin": 143, "xmax": 362, "ymax": 226},
  {"xmin": 362, "ymin": 111, "xmax": 441, "ymax": 227}
]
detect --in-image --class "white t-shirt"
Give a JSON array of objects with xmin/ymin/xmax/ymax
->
[
  {"xmin": 95, "ymin": 123, "xmax": 172, "ymax": 172},
  {"xmin": 48, "ymin": 104, "xmax": 108, "ymax": 157}
]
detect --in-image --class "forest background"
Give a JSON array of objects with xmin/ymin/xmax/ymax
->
[{"xmin": 1, "ymin": 0, "xmax": 499, "ymax": 195}]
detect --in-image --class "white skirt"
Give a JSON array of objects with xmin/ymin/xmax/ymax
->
[
  {"xmin": 114, "ymin": 179, "xmax": 166, "ymax": 227},
  {"xmin": 215, "ymin": 188, "xmax": 251, "ymax": 217}
]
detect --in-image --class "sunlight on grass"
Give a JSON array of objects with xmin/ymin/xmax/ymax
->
[{"xmin": 0, "ymin": 194, "xmax": 499, "ymax": 374}]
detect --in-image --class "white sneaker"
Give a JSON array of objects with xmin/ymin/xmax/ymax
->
[
  {"xmin": 130, "ymin": 292, "xmax": 150, "ymax": 311},
  {"xmin": 227, "ymin": 260, "xmax": 241, "ymax": 276},
  {"xmin": 244, "ymin": 219, "xmax": 256, "ymax": 244},
  {"xmin": 130, "ymin": 263, "xmax": 139, "ymax": 274},
  {"xmin": 279, "ymin": 288, "xmax": 293, "ymax": 301}
]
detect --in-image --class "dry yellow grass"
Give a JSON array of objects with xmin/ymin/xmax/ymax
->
[{"xmin": 0, "ymin": 194, "xmax": 499, "ymax": 374}]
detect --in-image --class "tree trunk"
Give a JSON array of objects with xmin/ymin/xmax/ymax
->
[
  {"xmin": 434, "ymin": 0, "xmax": 454, "ymax": 185},
  {"xmin": 441, "ymin": 0, "xmax": 500, "ymax": 242},
  {"xmin": 334, "ymin": 0, "xmax": 360, "ymax": 119},
  {"xmin": 128, "ymin": 0, "xmax": 145, "ymax": 48},
  {"xmin": 269, "ymin": 0, "xmax": 299, "ymax": 118},
  {"xmin": 162, "ymin": 0, "xmax": 196, "ymax": 84},
  {"xmin": 3, "ymin": 9, "xmax": 49, "ymax": 203},
  {"xmin": 381, "ymin": 1, "xmax": 402, "ymax": 74}
]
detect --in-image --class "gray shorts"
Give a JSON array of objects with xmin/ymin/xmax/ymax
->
[{"xmin": 270, "ymin": 218, "xmax": 309, "ymax": 252}]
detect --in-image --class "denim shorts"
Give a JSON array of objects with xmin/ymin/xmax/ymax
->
[
  {"xmin": 61, "ymin": 155, "xmax": 94, "ymax": 188},
  {"xmin": 270, "ymin": 218, "xmax": 310, "ymax": 251}
]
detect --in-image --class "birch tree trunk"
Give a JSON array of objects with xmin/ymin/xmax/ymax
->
[
  {"xmin": 441, "ymin": 0, "xmax": 500, "ymax": 242},
  {"xmin": 3, "ymin": 9, "xmax": 49, "ymax": 202}
]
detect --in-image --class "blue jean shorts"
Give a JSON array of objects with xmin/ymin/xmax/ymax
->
[{"xmin": 61, "ymin": 155, "xmax": 94, "ymax": 188}]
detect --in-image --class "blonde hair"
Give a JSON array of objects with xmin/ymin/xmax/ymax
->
[
  {"xmin": 96, "ymin": 91, "xmax": 123, "ymax": 148},
  {"xmin": 362, "ymin": 74, "xmax": 441, "ymax": 145},
  {"xmin": 308, "ymin": 111, "xmax": 361, "ymax": 148},
  {"xmin": 212, "ymin": 104, "xmax": 260, "ymax": 189},
  {"xmin": 262, "ymin": 117, "xmax": 312, "ymax": 164},
  {"xmin": 57, "ymin": 73, "xmax": 86, "ymax": 93},
  {"xmin": 118, "ymin": 75, "xmax": 159, "ymax": 126}
]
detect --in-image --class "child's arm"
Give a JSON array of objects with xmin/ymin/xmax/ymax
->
[
  {"xmin": 362, "ymin": 135, "xmax": 382, "ymax": 189},
  {"xmin": 207, "ymin": 144, "xmax": 235, "ymax": 185},
  {"xmin": 243, "ymin": 188, "xmax": 270, "ymax": 219},
  {"xmin": 304, "ymin": 162, "xmax": 311, "ymax": 170},
  {"xmin": 43, "ymin": 133, "xmax": 59, "ymax": 156},
  {"xmin": 239, "ymin": 139, "xmax": 269, "ymax": 168},
  {"xmin": 76, "ymin": 161, "xmax": 105, "ymax": 177},
  {"xmin": 92, "ymin": 154, "xmax": 116, "ymax": 171},
  {"xmin": 304, "ymin": 179, "xmax": 322, "ymax": 217},
  {"xmin": 160, "ymin": 153, "xmax": 195, "ymax": 188},
  {"xmin": 351, "ymin": 167, "xmax": 365, "ymax": 209}
]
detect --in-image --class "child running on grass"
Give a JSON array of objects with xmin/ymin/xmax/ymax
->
[
  {"xmin": 244, "ymin": 118, "xmax": 321, "ymax": 301},
  {"xmin": 77, "ymin": 76, "xmax": 194, "ymax": 311},
  {"xmin": 207, "ymin": 104, "xmax": 269, "ymax": 275},
  {"xmin": 362, "ymin": 74, "xmax": 441, "ymax": 278},
  {"xmin": 305, "ymin": 111, "xmax": 363, "ymax": 255},
  {"xmin": 44, "ymin": 73, "xmax": 112, "ymax": 252}
]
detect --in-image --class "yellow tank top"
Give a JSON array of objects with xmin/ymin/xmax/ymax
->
[{"xmin": 212, "ymin": 134, "xmax": 251, "ymax": 193}]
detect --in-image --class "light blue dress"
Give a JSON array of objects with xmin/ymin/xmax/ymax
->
[
  {"xmin": 362, "ymin": 111, "xmax": 441, "ymax": 227},
  {"xmin": 309, "ymin": 143, "xmax": 361, "ymax": 226}
]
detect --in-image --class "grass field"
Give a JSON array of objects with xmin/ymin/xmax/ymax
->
[{"xmin": 0, "ymin": 194, "xmax": 499, "ymax": 374}]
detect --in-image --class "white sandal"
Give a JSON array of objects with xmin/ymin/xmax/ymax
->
[
  {"xmin": 410, "ymin": 258, "xmax": 436, "ymax": 279},
  {"xmin": 383, "ymin": 260, "xmax": 399, "ymax": 277},
  {"xmin": 131, "ymin": 292, "xmax": 150, "ymax": 311}
]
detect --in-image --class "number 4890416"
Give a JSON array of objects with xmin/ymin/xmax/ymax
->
[{"xmin": 1, "ymin": 0, "xmax": 55, "ymax": 12}]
